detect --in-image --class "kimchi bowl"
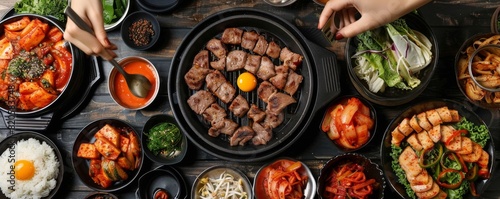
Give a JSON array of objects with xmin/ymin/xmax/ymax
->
[{"xmin": 0, "ymin": 14, "xmax": 78, "ymax": 115}]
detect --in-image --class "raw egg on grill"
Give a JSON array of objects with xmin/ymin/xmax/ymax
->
[
  {"xmin": 14, "ymin": 160, "xmax": 35, "ymax": 180},
  {"xmin": 237, "ymin": 72, "xmax": 257, "ymax": 92}
]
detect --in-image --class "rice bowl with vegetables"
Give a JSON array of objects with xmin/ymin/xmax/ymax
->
[{"xmin": 0, "ymin": 138, "xmax": 60, "ymax": 199}]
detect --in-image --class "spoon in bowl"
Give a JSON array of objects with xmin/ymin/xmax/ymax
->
[{"xmin": 64, "ymin": 7, "xmax": 152, "ymax": 98}]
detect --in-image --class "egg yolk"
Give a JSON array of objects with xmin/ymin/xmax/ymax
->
[
  {"xmin": 237, "ymin": 72, "xmax": 257, "ymax": 92},
  {"xmin": 14, "ymin": 160, "xmax": 35, "ymax": 180}
]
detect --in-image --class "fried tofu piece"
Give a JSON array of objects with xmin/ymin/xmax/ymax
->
[
  {"xmin": 77, "ymin": 143, "xmax": 100, "ymax": 159},
  {"xmin": 417, "ymin": 112, "xmax": 432, "ymax": 131},
  {"xmin": 94, "ymin": 138, "xmax": 121, "ymax": 160},
  {"xmin": 461, "ymin": 143, "xmax": 483, "ymax": 163},
  {"xmin": 399, "ymin": 146, "xmax": 423, "ymax": 178},
  {"xmin": 391, "ymin": 127, "xmax": 406, "ymax": 146},
  {"xmin": 456, "ymin": 137, "xmax": 473, "ymax": 155},
  {"xmin": 398, "ymin": 117, "xmax": 413, "ymax": 136},
  {"xmin": 435, "ymin": 106, "xmax": 452, "ymax": 123},
  {"xmin": 427, "ymin": 125, "xmax": 441, "ymax": 143},
  {"xmin": 417, "ymin": 131, "xmax": 434, "ymax": 150},
  {"xmin": 95, "ymin": 124, "xmax": 121, "ymax": 147},
  {"xmin": 409, "ymin": 115, "xmax": 423, "ymax": 133},
  {"xmin": 426, "ymin": 109, "xmax": 443, "ymax": 126}
]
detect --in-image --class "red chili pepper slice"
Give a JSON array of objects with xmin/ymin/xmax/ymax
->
[{"xmin": 436, "ymin": 169, "xmax": 464, "ymax": 189}]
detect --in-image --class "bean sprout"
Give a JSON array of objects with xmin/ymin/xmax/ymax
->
[{"xmin": 198, "ymin": 172, "xmax": 248, "ymax": 199}]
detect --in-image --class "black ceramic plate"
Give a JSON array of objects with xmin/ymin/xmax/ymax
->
[
  {"xmin": 345, "ymin": 12, "xmax": 438, "ymax": 106},
  {"xmin": 380, "ymin": 99, "xmax": 495, "ymax": 198},
  {"xmin": 317, "ymin": 153, "xmax": 385, "ymax": 199},
  {"xmin": 253, "ymin": 157, "xmax": 316, "ymax": 199},
  {"xmin": 142, "ymin": 114, "xmax": 188, "ymax": 165},
  {"xmin": 136, "ymin": 0, "xmax": 182, "ymax": 13},
  {"xmin": 0, "ymin": 131, "xmax": 64, "ymax": 199},
  {"xmin": 192, "ymin": 166, "xmax": 253, "ymax": 199},
  {"xmin": 136, "ymin": 166, "xmax": 186, "ymax": 199},
  {"xmin": 72, "ymin": 119, "xmax": 144, "ymax": 192}
]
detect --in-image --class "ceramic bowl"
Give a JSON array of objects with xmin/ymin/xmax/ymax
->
[
  {"xmin": 345, "ymin": 12, "xmax": 438, "ymax": 106},
  {"xmin": 262, "ymin": 0, "xmax": 297, "ymax": 7},
  {"xmin": 72, "ymin": 118, "xmax": 144, "ymax": 192},
  {"xmin": 317, "ymin": 153, "xmax": 385, "ymax": 199},
  {"xmin": 319, "ymin": 95, "xmax": 377, "ymax": 152},
  {"xmin": 120, "ymin": 11, "xmax": 161, "ymax": 50},
  {"xmin": 192, "ymin": 166, "xmax": 252, "ymax": 199},
  {"xmin": 142, "ymin": 114, "xmax": 188, "ymax": 165},
  {"xmin": 108, "ymin": 56, "xmax": 160, "ymax": 110},
  {"xmin": 104, "ymin": 0, "xmax": 130, "ymax": 31}
]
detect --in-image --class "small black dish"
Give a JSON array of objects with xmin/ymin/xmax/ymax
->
[
  {"xmin": 72, "ymin": 118, "xmax": 144, "ymax": 192},
  {"xmin": 319, "ymin": 95, "xmax": 377, "ymax": 152},
  {"xmin": 121, "ymin": 11, "xmax": 161, "ymax": 51},
  {"xmin": 136, "ymin": 166, "xmax": 187, "ymax": 199},
  {"xmin": 142, "ymin": 114, "xmax": 188, "ymax": 165},
  {"xmin": 84, "ymin": 192, "xmax": 118, "ymax": 199},
  {"xmin": 136, "ymin": 0, "xmax": 182, "ymax": 13},
  {"xmin": 0, "ymin": 131, "xmax": 64, "ymax": 199},
  {"xmin": 317, "ymin": 153, "xmax": 385, "ymax": 199}
]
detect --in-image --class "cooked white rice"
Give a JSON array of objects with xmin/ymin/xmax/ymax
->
[{"xmin": 0, "ymin": 138, "xmax": 60, "ymax": 199}]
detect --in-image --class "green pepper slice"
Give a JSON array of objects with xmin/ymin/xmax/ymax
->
[
  {"xmin": 419, "ymin": 143, "xmax": 443, "ymax": 168},
  {"xmin": 466, "ymin": 163, "xmax": 479, "ymax": 181},
  {"xmin": 436, "ymin": 169, "xmax": 464, "ymax": 189}
]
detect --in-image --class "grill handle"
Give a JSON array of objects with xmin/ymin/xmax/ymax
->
[{"xmin": 307, "ymin": 41, "xmax": 342, "ymax": 113}]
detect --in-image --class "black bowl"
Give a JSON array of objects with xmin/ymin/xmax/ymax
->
[
  {"xmin": 72, "ymin": 118, "xmax": 144, "ymax": 192},
  {"xmin": 136, "ymin": 166, "xmax": 187, "ymax": 199},
  {"xmin": 192, "ymin": 165, "xmax": 253, "ymax": 199},
  {"xmin": 345, "ymin": 12, "xmax": 438, "ymax": 106},
  {"xmin": 317, "ymin": 153, "xmax": 385, "ymax": 199},
  {"xmin": 319, "ymin": 95, "xmax": 377, "ymax": 152},
  {"xmin": 120, "ymin": 11, "xmax": 160, "ymax": 51},
  {"xmin": 454, "ymin": 32, "xmax": 500, "ymax": 109},
  {"xmin": 136, "ymin": 0, "xmax": 183, "ymax": 13},
  {"xmin": 0, "ymin": 131, "xmax": 64, "ymax": 199},
  {"xmin": 141, "ymin": 114, "xmax": 188, "ymax": 165},
  {"xmin": 84, "ymin": 192, "xmax": 118, "ymax": 199},
  {"xmin": 253, "ymin": 157, "xmax": 316, "ymax": 199},
  {"xmin": 380, "ymin": 99, "xmax": 495, "ymax": 198}
]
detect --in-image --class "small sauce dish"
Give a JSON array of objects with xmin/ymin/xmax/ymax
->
[{"xmin": 108, "ymin": 56, "xmax": 160, "ymax": 110}]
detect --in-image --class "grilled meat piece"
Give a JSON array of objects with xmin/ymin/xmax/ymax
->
[
  {"xmin": 206, "ymin": 38, "xmax": 227, "ymax": 59},
  {"xmin": 229, "ymin": 95, "xmax": 250, "ymax": 117},
  {"xmin": 269, "ymin": 64, "xmax": 289, "ymax": 90},
  {"xmin": 184, "ymin": 64, "xmax": 211, "ymax": 90},
  {"xmin": 253, "ymin": 35, "xmax": 268, "ymax": 56},
  {"xmin": 280, "ymin": 47, "xmax": 303, "ymax": 71},
  {"xmin": 221, "ymin": 27, "xmax": 243, "ymax": 45},
  {"xmin": 247, "ymin": 104, "xmax": 266, "ymax": 122},
  {"xmin": 257, "ymin": 56, "xmax": 276, "ymax": 80},
  {"xmin": 202, "ymin": 103, "xmax": 227, "ymax": 123},
  {"xmin": 252, "ymin": 122, "xmax": 273, "ymax": 145},
  {"xmin": 206, "ymin": 70, "xmax": 226, "ymax": 93},
  {"xmin": 257, "ymin": 81, "xmax": 277, "ymax": 103},
  {"xmin": 266, "ymin": 41, "xmax": 281, "ymax": 59},
  {"xmin": 214, "ymin": 82, "xmax": 236, "ymax": 104},
  {"xmin": 266, "ymin": 92, "xmax": 296, "ymax": 115},
  {"xmin": 230, "ymin": 126, "xmax": 255, "ymax": 146},
  {"xmin": 226, "ymin": 50, "xmax": 247, "ymax": 71},
  {"xmin": 283, "ymin": 70, "xmax": 303, "ymax": 96},
  {"xmin": 244, "ymin": 54, "xmax": 261, "ymax": 74},
  {"xmin": 210, "ymin": 58, "xmax": 225, "ymax": 71},
  {"xmin": 209, "ymin": 118, "xmax": 239, "ymax": 137},
  {"xmin": 264, "ymin": 110, "xmax": 284, "ymax": 128},
  {"xmin": 193, "ymin": 50, "xmax": 209, "ymax": 68},
  {"xmin": 187, "ymin": 90, "xmax": 215, "ymax": 114},
  {"xmin": 241, "ymin": 31, "xmax": 259, "ymax": 50}
]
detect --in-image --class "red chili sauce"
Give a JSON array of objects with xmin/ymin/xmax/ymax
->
[{"xmin": 113, "ymin": 60, "xmax": 156, "ymax": 108}]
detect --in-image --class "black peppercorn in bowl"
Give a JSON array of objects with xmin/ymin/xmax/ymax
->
[{"xmin": 120, "ymin": 11, "xmax": 160, "ymax": 51}]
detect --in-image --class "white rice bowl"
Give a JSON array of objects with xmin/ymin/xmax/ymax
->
[{"xmin": 0, "ymin": 138, "xmax": 60, "ymax": 199}]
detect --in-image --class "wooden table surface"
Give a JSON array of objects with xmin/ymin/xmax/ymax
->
[{"xmin": 1, "ymin": 0, "xmax": 500, "ymax": 198}]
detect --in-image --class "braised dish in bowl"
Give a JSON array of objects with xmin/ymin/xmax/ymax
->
[
  {"xmin": 0, "ymin": 14, "xmax": 74, "ymax": 114},
  {"xmin": 72, "ymin": 119, "xmax": 143, "ymax": 192},
  {"xmin": 455, "ymin": 33, "xmax": 500, "ymax": 109},
  {"xmin": 318, "ymin": 153, "xmax": 385, "ymax": 199},
  {"xmin": 345, "ymin": 13, "xmax": 438, "ymax": 106},
  {"xmin": 381, "ymin": 99, "xmax": 494, "ymax": 198}
]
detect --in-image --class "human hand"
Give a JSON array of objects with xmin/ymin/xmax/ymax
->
[
  {"xmin": 317, "ymin": 0, "xmax": 431, "ymax": 40},
  {"xmin": 63, "ymin": 0, "xmax": 117, "ymax": 60}
]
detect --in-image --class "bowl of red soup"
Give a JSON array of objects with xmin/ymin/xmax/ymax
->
[{"xmin": 108, "ymin": 56, "xmax": 159, "ymax": 110}]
